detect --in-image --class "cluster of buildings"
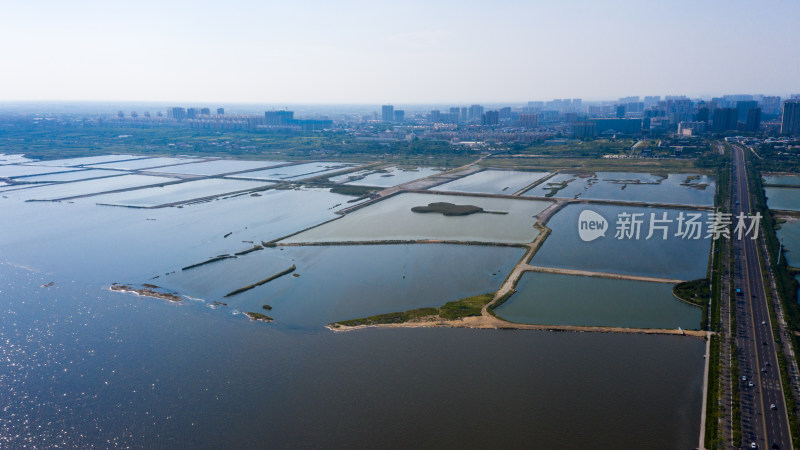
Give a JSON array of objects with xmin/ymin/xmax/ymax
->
[
  {"xmin": 106, "ymin": 95, "xmax": 800, "ymax": 145},
  {"xmin": 378, "ymin": 94, "xmax": 800, "ymax": 139}
]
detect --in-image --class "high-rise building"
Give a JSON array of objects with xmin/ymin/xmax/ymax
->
[
  {"xmin": 217, "ymin": 108, "xmax": 225, "ymax": 115},
  {"xmin": 697, "ymin": 107, "xmax": 709, "ymax": 123},
  {"xmin": 745, "ymin": 108, "xmax": 761, "ymax": 132},
  {"xmin": 760, "ymin": 96, "xmax": 781, "ymax": 116},
  {"xmin": 481, "ymin": 110, "xmax": 499, "ymax": 125},
  {"xmin": 782, "ymin": 100, "xmax": 800, "ymax": 136},
  {"xmin": 167, "ymin": 107, "xmax": 187, "ymax": 120},
  {"xmin": 616, "ymin": 105, "xmax": 626, "ymax": 118},
  {"xmin": 712, "ymin": 108, "xmax": 737, "ymax": 132},
  {"xmin": 518, "ymin": 114, "xmax": 538, "ymax": 128},
  {"xmin": 265, "ymin": 110, "xmax": 294, "ymax": 125},
  {"xmin": 200, "ymin": 108, "xmax": 211, "ymax": 115},
  {"xmin": 468, "ymin": 105, "xmax": 484, "ymax": 121},
  {"xmin": 429, "ymin": 110, "xmax": 441, "ymax": 123},
  {"xmin": 460, "ymin": 107, "xmax": 468, "ymax": 122},
  {"xmin": 736, "ymin": 100, "xmax": 758, "ymax": 122},
  {"xmin": 187, "ymin": 108, "xmax": 200, "ymax": 119},
  {"xmin": 394, "ymin": 110, "xmax": 405, "ymax": 122},
  {"xmin": 499, "ymin": 107, "xmax": 512, "ymax": 120},
  {"xmin": 381, "ymin": 105, "xmax": 394, "ymax": 122}
]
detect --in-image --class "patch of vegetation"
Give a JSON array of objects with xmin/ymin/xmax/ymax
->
[
  {"xmin": 329, "ymin": 184, "xmax": 379, "ymax": 197},
  {"xmin": 243, "ymin": 312, "xmax": 273, "ymax": 322},
  {"xmin": 337, "ymin": 308, "xmax": 440, "ymax": 327},
  {"xmin": 335, "ymin": 293, "xmax": 494, "ymax": 326},
  {"xmin": 673, "ymin": 279, "xmax": 709, "ymax": 306},
  {"xmin": 438, "ymin": 294, "xmax": 493, "ymax": 320},
  {"xmin": 411, "ymin": 202, "xmax": 507, "ymax": 216}
]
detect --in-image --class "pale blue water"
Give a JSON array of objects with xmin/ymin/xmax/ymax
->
[
  {"xmin": 88, "ymin": 178, "xmax": 273, "ymax": 207},
  {"xmin": 91, "ymin": 156, "xmax": 205, "ymax": 170},
  {"xmin": 532, "ymin": 203, "xmax": 712, "ymax": 280},
  {"xmin": 494, "ymin": 272, "xmax": 701, "ymax": 329},
  {"xmin": 4, "ymin": 174, "xmax": 179, "ymax": 201},
  {"xmin": 524, "ymin": 172, "xmax": 715, "ymax": 206},
  {"xmin": 341, "ymin": 166, "xmax": 443, "ymax": 187},
  {"xmin": 26, "ymin": 154, "xmax": 148, "ymax": 167},
  {"xmin": 14, "ymin": 168, "xmax": 125, "ymax": 183},
  {"xmin": 146, "ymin": 159, "xmax": 286, "ymax": 176},
  {"xmin": 434, "ymin": 169, "xmax": 550, "ymax": 194},
  {"xmin": 777, "ymin": 218, "xmax": 800, "ymax": 268},
  {"xmin": 0, "ymin": 158, "xmax": 706, "ymax": 449},
  {"xmin": 766, "ymin": 187, "xmax": 800, "ymax": 212},
  {"xmin": 228, "ymin": 162, "xmax": 353, "ymax": 181},
  {"xmin": 764, "ymin": 175, "xmax": 800, "ymax": 186},
  {"xmin": 158, "ymin": 244, "xmax": 523, "ymax": 328}
]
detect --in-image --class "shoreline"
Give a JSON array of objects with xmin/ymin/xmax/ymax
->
[{"xmin": 327, "ymin": 314, "xmax": 708, "ymax": 338}]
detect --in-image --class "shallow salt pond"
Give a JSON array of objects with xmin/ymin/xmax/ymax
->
[
  {"xmin": 228, "ymin": 162, "xmax": 353, "ymax": 181},
  {"xmin": 337, "ymin": 166, "xmax": 443, "ymax": 187},
  {"xmin": 15, "ymin": 169, "xmax": 126, "ymax": 183},
  {"xmin": 158, "ymin": 244, "xmax": 524, "ymax": 328},
  {"xmin": 283, "ymin": 192, "xmax": 551, "ymax": 244},
  {"xmin": 26, "ymin": 154, "xmax": 148, "ymax": 167},
  {"xmin": 434, "ymin": 169, "xmax": 550, "ymax": 195},
  {"xmin": 146, "ymin": 159, "xmax": 286, "ymax": 175},
  {"xmin": 6, "ymin": 174, "xmax": 179, "ymax": 201},
  {"xmin": 494, "ymin": 272, "xmax": 701, "ymax": 329},
  {"xmin": 91, "ymin": 157, "xmax": 205, "ymax": 170},
  {"xmin": 89, "ymin": 178, "xmax": 272, "ymax": 207},
  {"xmin": 532, "ymin": 203, "xmax": 711, "ymax": 280},
  {"xmin": 764, "ymin": 174, "xmax": 800, "ymax": 186},
  {"xmin": 765, "ymin": 187, "xmax": 800, "ymax": 212},
  {"xmin": 524, "ymin": 172, "xmax": 715, "ymax": 206},
  {"xmin": 0, "ymin": 164, "xmax": 84, "ymax": 178},
  {"xmin": 777, "ymin": 218, "xmax": 800, "ymax": 268}
]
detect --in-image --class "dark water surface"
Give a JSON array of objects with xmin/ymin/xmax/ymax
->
[{"xmin": 0, "ymin": 187, "xmax": 704, "ymax": 448}]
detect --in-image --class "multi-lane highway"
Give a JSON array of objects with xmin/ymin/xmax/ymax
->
[{"xmin": 732, "ymin": 144, "xmax": 792, "ymax": 449}]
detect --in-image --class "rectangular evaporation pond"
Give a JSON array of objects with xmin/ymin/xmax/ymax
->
[
  {"xmin": 493, "ymin": 272, "xmax": 701, "ymax": 330},
  {"xmin": 525, "ymin": 172, "xmax": 715, "ymax": 206},
  {"xmin": 90, "ymin": 157, "xmax": 206, "ymax": 171},
  {"xmin": 282, "ymin": 192, "xmax": 551, "ymax": 244},
  {"xmin": 434, "ymin": 170, "xmax": 550, "ymax": 195},
  {"xmin": 159, "ymin": 244, "xmax": 525, "ymax": 329},
  {"xmin": 0, "ymin": 165, "xmax": 84, "ymax": 178},
  {"xmin": 343, "ymin": 166, "xmax": 444, "ymax": 188},
  {"xmin": 777, "ymin": 218, "xmax": 800, "ymax": 268},
  {"xmin": 145, "ymin": 159, "xmax": 286, "ymax": 176},
  {"xmin": 90, "ymin": 178, "xmax": 272, "ymax": 207},
  {"xmin": 16, "ymin": 174, "xmax": 179, "ymax": 201},
  {"xmin": 764, "ymin": 175, "xmax": 800, "ymax": 186},
  {"xmin": 766, "ymin": 187, "xmax": 800, "ymax": 212},
  {"xmin": 228, "ymin": 162, "xmax": 352, "ymax": 181},
  {"xmin": 530, "ymin": 203, "xmax": 712, "ymax": 280},
  {"xmin": 25, "ymin": 154, "xmax": 148, "ymax": 167},
  {"xmin": 14, "ymin": 169, "xmax": 125, "ymax": 183}
]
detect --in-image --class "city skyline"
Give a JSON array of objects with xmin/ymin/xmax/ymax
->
[{"xmin": 1, "ymin": 0, "xmax": 799, "ymax": 104}]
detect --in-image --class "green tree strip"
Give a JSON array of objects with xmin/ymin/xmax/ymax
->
[{"xmin": 223, "ymin": 265, "xmax": 296, "ymax": 297}]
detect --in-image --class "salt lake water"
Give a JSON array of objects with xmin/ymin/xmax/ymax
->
[
  {"xmin": 434, "ymin": 169, "xmax": 550, "ymax": 195},
  {"xmin": 494, "ymin": 272, "xmax": 701, "ymax": 329},
  {"xmin": 765, "ymin": 187, "xmax": 800, "ymax": 212}
]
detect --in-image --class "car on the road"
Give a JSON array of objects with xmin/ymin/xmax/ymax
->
[
  {"xmin": 751, "ymin": 442, "xmax": 757, "ymax": 448},
  {"xmin": 771, "ymin": 403, "xmax": 778, "ymax": 410},
  {"xmin": 762, "ymin": 321, "xmax": 767, "ymax": 325},
  {"xmin": 743, "ymin": 375, "xmax": 748, "ymax": 381},
  {"xmin": 748, "ymin": 382, "xmax": 755, "ymax": 387}
]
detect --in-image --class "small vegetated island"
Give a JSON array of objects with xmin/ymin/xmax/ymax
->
[{"xmin": 410, "ymin": 202, "xmax": 507, "ymax": 216}]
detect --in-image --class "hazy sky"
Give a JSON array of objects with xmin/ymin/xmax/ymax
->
[{"xmin": 1, "ymin": 0, "xmax": 798, "ymax": 103}]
